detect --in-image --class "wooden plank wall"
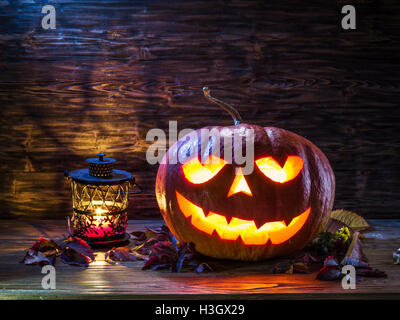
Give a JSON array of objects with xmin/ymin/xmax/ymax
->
[{"xmin": 0, "ymin": 0, "xmax": 399, "ymax": 219}]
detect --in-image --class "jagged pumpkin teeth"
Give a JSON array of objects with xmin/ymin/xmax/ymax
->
[{"xmin": 176, "ymin": 191, "xmax": 310, "ymax": 246}]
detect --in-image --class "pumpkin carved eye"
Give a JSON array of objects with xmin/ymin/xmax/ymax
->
[
  {"xmin": 182, "ymin": 155, "xmax": 227, "ymax": 184},
  {"xmin": 255, "ymin": 156, "xmax": 303, "ymax": 183}
]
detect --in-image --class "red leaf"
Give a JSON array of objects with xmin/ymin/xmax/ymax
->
[
  {"xmin": 21, "ymin": 237, "xmax": 61, "ymax": 265},
  {"xmin": 324, "ymin": 256, "xmax": 339, "ymax": 266},
  {"xmin": 31, "ymin": 237, "xmax": 61, "ymax": 255},
  {"xmin": 142, "ymin": 256, "xmax": 160, "ymax": 270},
  {"xmin": 357, "ymin": 268, "xmax": 387, "ymax": 278},
  {"xmin": 60, "ymin": 237, "xmax": 95, "ymax": 267},
  {"xmin": 316, "ymin": 265, "xmax": 341, "ymax": 281},
  {"xmin": 64, "ymin": 237, "xmax": 94, "ymax": 261},
  {"xmin": 60, "ymin": 248, "xmax": 91, "ymax": 267}
]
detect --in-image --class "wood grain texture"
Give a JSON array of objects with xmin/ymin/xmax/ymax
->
[
  {"xmin": 0, "ymin": 219, "xmax": 399, "ymax": 299},
  {"xmin": 0, "ymin": 0, "xmax": 399, "ymax": 219}
]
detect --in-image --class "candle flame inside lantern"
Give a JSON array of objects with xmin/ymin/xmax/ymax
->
[
  {"xmin": 95, "ymin": 207, "xmax": 108, "ymax": 215},
  {"xmin": 84, "ymin": 207, "xmax": 113, "ymax": 238}
]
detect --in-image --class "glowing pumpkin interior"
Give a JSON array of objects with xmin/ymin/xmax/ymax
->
[
  {"xmin": 178, "ymin": 154, "xmax": 310, "ymax": 245},
  {"xmin": 227, "ymin": 167, "xmax": 252, "ymax": 197},
  {"xmin": 255, "ymin": 156, "xmax": 303, "ymax": 183},
  {"xmin": 182, "ymin": 155, "xmax": 227, "ymax": 184}
]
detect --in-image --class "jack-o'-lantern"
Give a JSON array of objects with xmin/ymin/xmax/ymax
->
[{"xmin": 156, "ymin": 88, "xmax": 335, "ymax": 261}]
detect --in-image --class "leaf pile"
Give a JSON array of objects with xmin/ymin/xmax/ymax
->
[
  {"xmin": 21, "ymin": 236, "xmax": 95, "ymax": 267},
  {"xmin": 20, "ymin": 209, "xmax": 387, "ymax": 282},
  {"xmin": 306, "ymin": 223, "xmax": 386, "ymax": 281},
  {"xmin": 129, "ymin": 226, "xmax": 214, "ymax": 272},
  {"xmin": 143, "ymin": 241, "xmax": 191, "ymax": 272},
  {"xmin": 131, "ymin": 226, "xmax": 176, "ymax": 256},
  {"xmin": 272, "ymin": 209, "xmax": 386, "ymax": 281},
  {"xmin": 316, "ymin": 254, "xmax": 386, "ymax": 281}
]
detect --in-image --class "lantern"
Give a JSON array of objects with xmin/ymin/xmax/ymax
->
[{"xmin": 65, "ymin": 153, "xmax": 139, "ymax": 246}]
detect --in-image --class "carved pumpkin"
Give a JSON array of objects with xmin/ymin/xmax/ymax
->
[{"xmin": 156, "ymin": 88, "xmax": 335, "ymax": 261}]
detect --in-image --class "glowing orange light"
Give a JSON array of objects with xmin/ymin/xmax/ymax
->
[
  {"xmin": 227, "ymin": 167, "xmax": 252, "ymax": 197},
  {"xmin": 255, "ymin": 156, "xmax": 303, "ymax": 183},
  {"xmin": 182, "ymin": 155, "xmax": 227, "ymax": 184},
  {"xmin": 176, "ymin": 191, "xmax": 310, "ymax": 245}
]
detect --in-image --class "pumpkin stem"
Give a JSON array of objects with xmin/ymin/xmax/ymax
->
[{"xmin": 203, "ymin": 87, "xmax": 243, "ymax": 125}]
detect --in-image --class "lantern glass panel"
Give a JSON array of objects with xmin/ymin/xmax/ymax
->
[{"xmin": 70, "ymin": 180, "xmax": 129, "ymax": 241}]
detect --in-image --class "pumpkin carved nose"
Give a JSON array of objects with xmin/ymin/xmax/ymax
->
[{"xmin": 227, "ymin": 167, "xmax": 252, "ymax": 197}]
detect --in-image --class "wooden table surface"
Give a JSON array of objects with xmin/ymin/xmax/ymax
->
[{"xmin": 0, "ymin": 219, "xmax": 399, "ymax": 300}]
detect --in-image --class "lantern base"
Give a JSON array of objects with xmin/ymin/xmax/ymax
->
[{"xmin": 84, "ymin": 233, "xmax": 131, "ymax": 248}]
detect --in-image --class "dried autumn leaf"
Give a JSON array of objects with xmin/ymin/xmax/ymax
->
[
  {"xmin": 21, "ymin": 250, "xmax": 55, "ymax": 266},
  {"xmin": 131, "ymin": 226, "xmax": 175, "ymax": 255},
  {"xmin": 324, "ymin": 218, "xmax": 346, "ymax": 234},
  {"xmin": 64, "ymin": 236, "xmax": 95, "ymax": 261},
  {"xmin": 130, "ymin": 231, "xmax": 147, "ymax": 242},
  {"xmin": 316, "ymin": 266, "xmax": 341, "ymax": 281},
  {"xmin": 293, "ymin": 262, "xmax": 310, "ymax": 274},
  {"xmin": 131, "ymin": 227, "xmax": 167, "ymax": 243},
  {"xmin": 21, "ymin": 237, "xmax": 60, "ymax": 265},
  {"xmin": 60, "ymin": 247, "xmax": 92, "ymax": 267},
  {"xmin": 142, "ymin": 256, "xmax": 159, "ymax": 270},
  {"xmin": 340, "ymin": 231, "xmax": 368, "ymax": 265},
  {"xmin": 31, "ymin": 237, "xmax": 61, "ymax": 256},
  {"xmin": 324, "ymin": 256, "xmax": 339, "ymax": 267},
  {"xmin": 141, "ymin": 236, "xmax": 198, "ymax": 273},
  {"xmin": 195, "ymin": 262, "xmax": 213, "ymax": 273},
  {"xmin": 271, "ymin": 262, "xmax": 293, "ymax": 274},
  {"xmin": 175, "ymin": 243, "xmax": 189, "ymax": 272},
  {"xmin": 356, "ymin": 268, "xmax": 387, "ymax": 278},
  {"xmin": 342, "ymin": 256, "xmax": 369, "ymax": 268},
  {"xmin": 330, "ymin": 209, "xmax": 370, "ymax": 231},
  {"xmin": 60, "ymin": 237, "xmax": 95, "ymax": 267},
  {"xmin": 285, "ymin": 264, "xmax": 294, "ymax": 274},
  {"xmin": 105, "ymin": 247, "xmax": 147, "ymax": 262}
]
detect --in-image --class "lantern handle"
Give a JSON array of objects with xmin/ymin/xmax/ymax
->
[
  {"xmin": 203, "ymin": 87, "xmax": 243, "ymax": 125},
  {"xmin": 64, "ymin": 170, "xmax": 71, "ymax": 185}
]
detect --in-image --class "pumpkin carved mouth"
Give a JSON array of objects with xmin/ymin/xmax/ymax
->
[{"xmin": 176, "ymin": 191, "xmax": 311, "ymax": 246}]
